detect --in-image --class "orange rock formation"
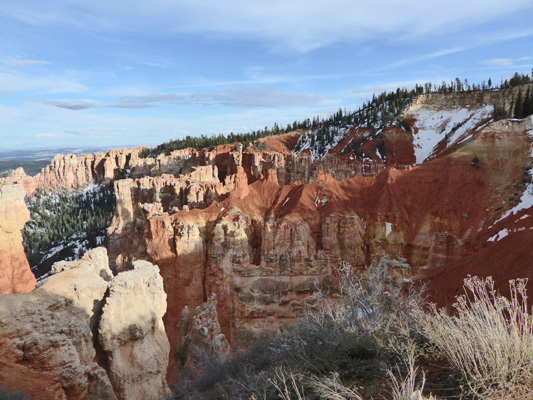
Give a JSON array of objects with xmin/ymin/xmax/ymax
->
[{"xmin": 0, "ymin": 184, "xmax": 36, "ymax": 294}]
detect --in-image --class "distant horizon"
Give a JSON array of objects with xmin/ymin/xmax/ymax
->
[
  {"xmin": 1, "ymin": 0, "xmax": 532, "ymax": 150},
  {"xmin": 0, "ymin": 145, "xmax": 140, "ymax": 162}
]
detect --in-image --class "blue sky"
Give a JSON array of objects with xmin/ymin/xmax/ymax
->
[{"xmin": 1, "ymin": 0, "xmax": 532, "ymax": 150}]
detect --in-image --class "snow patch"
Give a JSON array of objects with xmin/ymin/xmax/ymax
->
[
  {"xmin": 293, "ymin": 126, "xmax": 350, "ymax": 161},
  {"xmin": 385, "ymin": 222, "xmax": 392, "ymax": 237},
  {"xmin": 282, "ymin": 197, "xmax": 290, "ymax": 206},
  {"xmin": 409, "ymin": 104, "xmax": 492, "ymax": 164},
  {"xmin": 488, "ymin": 228, "xmax": 509, "ymax": 242}
]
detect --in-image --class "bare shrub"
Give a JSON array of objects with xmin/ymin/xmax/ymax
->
[
  {"xmin": 269, "ymin": 368, "xmax": 305, "ymax": 400},
  {"xmin": 323, "ymin": 260, "xmax": 426, "ymax": 333},
  {"xmin": 417, "ymin": 276, "xmax": 533, "ymax": 398},
  {"xmin": 308, "ymin": 372, "xmax": 363, "ymax": 400}
]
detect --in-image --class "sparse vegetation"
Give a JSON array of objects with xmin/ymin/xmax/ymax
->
[
  {"xmin": 417, "ymin": 276, "xmax": 533, "ymax": 399},
  {"xmin": 171, "ymin": 263, "xmax": 533, "ymax": 400},
  {"xmin": 171, "ymin": 260, "xmax": 428, "ymax": 400}
]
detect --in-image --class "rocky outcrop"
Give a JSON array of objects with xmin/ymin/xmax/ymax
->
[
  {"xmin": 0, "ymin": 248, "xmax": 169, "ymax": 400},
  {"xmin": 0, "ymin": 248, "xmax": 116, "ymax": 400},
  {"xmin": 98, "ymin": 260, "xmax": 169, "ymax": 400},
  {"xmin": 0, "ymin": 184, "xmax": 36, "ymax": 294},
  {"xmin": 0, "ymin": 147, "xmax": 143, "ymax": 196},
  {"xmin": 175, "ymin": 294, "xmax": 229, "ymax": 371}
]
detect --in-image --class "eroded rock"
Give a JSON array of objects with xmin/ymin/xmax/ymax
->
[
  {"xmin": 0, "ymin": 249, "xmax": 169, "ymax": 400},
  {"xmin": 0, "ymin": 184, "xmax": 36, "ymax": 294}
]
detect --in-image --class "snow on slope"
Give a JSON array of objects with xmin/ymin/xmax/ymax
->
[
  {"xmin": 493, "ymin": 115, "xmax": 533, "ymax": 225},
  {"xmin": 293, "ymin": 126, "xmax": 349, "ymax": 161},
  {"xmin": 409, "ymin": 104, "xmax": 493, "ymax": 164}
]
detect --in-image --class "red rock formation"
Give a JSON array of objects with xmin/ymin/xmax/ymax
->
[
  {"xmin": 0, "ymin": 184, "xmax": 36, "ymax": 294},
  {"xmin": 105, "ymin": 94, "xmax": 533, "ymax": 380},
  {"xmin": 2, "ymin": 86, "xmax": 531, "ymax": 387}
]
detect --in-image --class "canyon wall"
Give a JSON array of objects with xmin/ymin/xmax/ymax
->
[
  {"xmin": 2, "ymin": 86, "xmax": 533, "ymax": 390},
  {"xmin": 0, "ymin": 147, "xmax": 143, "ymax": 294},
  {"xmin": 106, "ymin": 105, "xmax": 533, "ymax": 378},
  {"xmin": 0, "ymin": 147, "xmax": 142, "ymax": 196}
]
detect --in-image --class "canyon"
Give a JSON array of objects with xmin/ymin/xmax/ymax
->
[{"xmin": 1, "ymin": 85, "xmax": 533, "ymax": 398}]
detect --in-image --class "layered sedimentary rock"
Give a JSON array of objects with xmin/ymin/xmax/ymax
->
[
  {"xmin": 0, "ymin": 184, "xmax": 36, "ymax": 294},
  {"xmin": 2, "ymin": 86, "xmax": 532, "ymax": 388},
  {"xmin": 0, "ymin": 248, "xmax": 116, "ymax": 400},
  {"xmin": 105, "ymin": 91, "xmax": 533, "ymax": 379},
  {"xmin": 0, "ymin": 248, "xmax": 169, "ymax": 400},
  {"xmin": 0, "ymin": 147, "xmax": 142, "ymax": 196}
]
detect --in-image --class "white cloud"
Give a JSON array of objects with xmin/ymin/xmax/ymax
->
[
  {"xmin": 483, "ymin": 58, "xmax": 514, "ymax": 67},
  {"xmin": 2, "ymin": 0, "xmax": 532, "ymax": 52},
  {"xmin": 2, "ymin": 59, "xmax": 51, "ymax": 67},
  {"xmin": 40, "ymin": 88, "xmax": 327, "ymax": 110}
]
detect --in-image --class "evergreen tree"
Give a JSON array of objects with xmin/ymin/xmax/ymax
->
[{"xmin": 514, "ymin": 89, "xmax": 524, "ymax": 118}]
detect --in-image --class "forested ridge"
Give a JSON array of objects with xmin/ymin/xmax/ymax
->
[{"xmin": 141, "ymin": 72, "xmax": 532, "ymax": 159}]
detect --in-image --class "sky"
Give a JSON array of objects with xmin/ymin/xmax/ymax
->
[{"xmin": 1, "ymin": 0, "xmax": 532, "ymax": 150}]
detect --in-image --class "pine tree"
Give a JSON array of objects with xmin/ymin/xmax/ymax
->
[{"xmin": 514, "ymin": 89, "xmax": 524, "ymax": 118}]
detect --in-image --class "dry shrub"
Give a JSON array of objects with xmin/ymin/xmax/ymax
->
[
  {"xmin": 308, "ymin": 372, "xmax": 362, "ymax": 400},
  {"xmin": 417, "ymin": 276, "xmax": 533, "ymax": 399},
  {"xmin": 320, "ymin": 260, "xmax": 426, "ymax": 333}
]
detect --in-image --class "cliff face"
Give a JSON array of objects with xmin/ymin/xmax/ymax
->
[
  {"xmin": 0, "ymin": 147, "xmax": 142, "ymax": 196},
  {"xmin": 0, "ymin": 248, "xmax": 169, "ymax": 400},
  {"xmin": 0, "ymin": 184, "xmax": 36, "ymax": 294},
  {"xmin": 106, "ymin": 94, "xmax": 533, "ymax": 378}
]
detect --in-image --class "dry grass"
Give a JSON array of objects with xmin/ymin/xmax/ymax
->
[
  {"xmin": 417, "ymin": 276, "xmax": 533, "ymax": 399},
  {"xmin": 308, "ymin": 373, "xmax": 363, "ymax": 400}
]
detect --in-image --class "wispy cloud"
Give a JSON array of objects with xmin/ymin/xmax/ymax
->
[
  {"xmin": 377, "ymin": 47, "xmax": 468, "ymax": 71},
  {"xmin": 482, "ymin": 56, "xmax": 533, "ymax": 68},
  {"xmin": 40, "ymin": 88, "xmax": 327, "ymax": 110},
  {"xmin": 2, "ymin": 0, "xmax": 532, "ymax": 52},
  {"xmin": 2, "ymin": 59, "xmax": 51, "ymax": 67},
  {"xmin": 0, "ymin": 69, "xmax": 86, "ymax": 94},
  {"xmin": 178, "ymin": 88, "xmax": 326, "ymax": 108},
  {"xmin": 41, "ymin": 99, "xmax": 107, "ymax": 110},
  {"xmin": 483, "ymin": 58, "xmax": 514, "ymax": 67}
]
